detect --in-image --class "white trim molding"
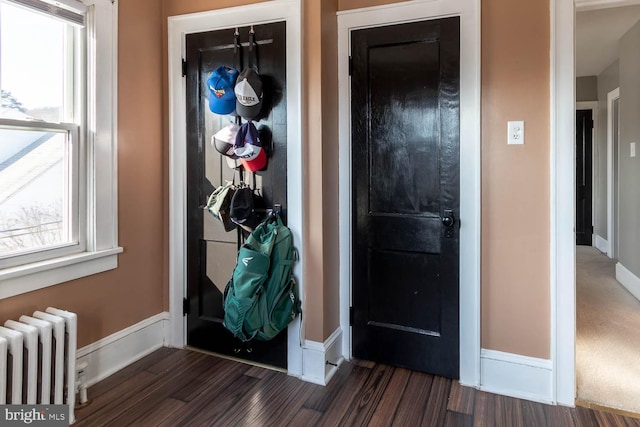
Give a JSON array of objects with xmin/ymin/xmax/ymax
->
[
  {"xmin": 594, "ymin": 235, "xmax": 610, "ymax": 254},
  {"xmin": 337, "ymin": 0, "xmax": 481, "ymax": 387},
  {"xmin": 167, "ymin": 1, "xmax": 304, "ymax": 377},
  {"xmin": 480, "ymin": 349, "xmax": 554, "ymax": 404},
  {"xmin": 301, "ymin": 328, "xmax": 344, "ymax": 386},
  {"xmin": 607, "ymin": 88, "xmax": 620, "ymax": 260},
  {"xmin": 551, "ymin": 0, "xmax": 576, "ymax": 407},
  {"xmin": 575, "ymin": 0, "xmax": 640, "ymax": 11},
  {"xmin": 77, "ymin": 312, "xmax": 170, "ymax": 387},
  {"xmin": 616, "ymin": 263, "xmax": 640, "ymax": 303}
]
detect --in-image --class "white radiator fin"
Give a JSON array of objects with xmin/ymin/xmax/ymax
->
[{"xmin": 0, "ymin": 308, "xmax": 77, "ymax": 424}]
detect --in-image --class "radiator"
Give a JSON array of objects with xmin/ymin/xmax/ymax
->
[{"xmin": 0, "ymin": 307, "xmax": 77, "ymax": 424}]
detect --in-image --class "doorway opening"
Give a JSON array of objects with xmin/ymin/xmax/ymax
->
[{"xmin": 575, "ymin": 2, "xmax": 640, "ymax": 413}]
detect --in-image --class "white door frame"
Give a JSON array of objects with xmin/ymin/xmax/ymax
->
[
  {"xmin": 167, "ymin": 0, "xmax": 304, "ymax": 377},
  {"xmin": 337, "ymin": 0, "xmax": 481, "ymax": 387},
  {"xmin": 607, "ymin": 87, "xmax": 620, "ymax": 259},
  {"xmin": 555, "ymin": 0, "xmax": 640, "ymax": 406},
  {"xmin": 552, "ymin": 0, "xmax": 576, "ymax": 407},
  {"xmin": 575, "ymin": 101, "xmax": 598, "ymax": 249}
]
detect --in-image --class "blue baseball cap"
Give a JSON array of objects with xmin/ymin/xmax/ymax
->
[{"xmin": 207, "ymin": 66, "xmax": 239, "ymax": 115}]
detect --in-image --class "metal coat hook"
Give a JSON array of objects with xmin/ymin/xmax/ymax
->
[
  {"xmin": 234, "ymin": 27, "xmax": 239, "ymax": 36},
  {"xmin": 250, "ymin": 25, "xmax": 255, "ymax": 34}
]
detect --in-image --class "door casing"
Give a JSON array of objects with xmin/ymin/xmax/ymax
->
[
  {"xmin": 167, "ymin": 0, "xmax": 303, "ymax": 376},
  {"xmin": 337, "ymin": 0, "xmax": 481, "ymax": 387},
  {"xmin": 607, "ymin": 88, "xmax": 620, "ymax": 259}
]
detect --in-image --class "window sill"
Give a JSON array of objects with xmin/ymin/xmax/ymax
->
[{"xmin": 0, "ymin": 247, "xmax": 123, "ymax": 299}]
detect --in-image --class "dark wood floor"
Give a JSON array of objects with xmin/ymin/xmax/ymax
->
[{"xmin": 75, "ymin": 347, "xmax": 640, "ymax": 426}]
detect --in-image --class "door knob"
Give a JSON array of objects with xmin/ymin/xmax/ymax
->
[
  {"xmin": 442, "ymin": 210, "xmax": 455, "ymax": 238},
  {"xmin": 441, "ymin": 210, "xmax": 455, "ymax": 227}
]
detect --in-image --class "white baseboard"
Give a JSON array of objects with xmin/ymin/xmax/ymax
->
[
  {"xmin": 594, "ymin": 235, "xmax": 609, "ymax": 255},
  {"xmin": 480, "ymin": 349, "xmax": 553, "ymax": 404},
  {"xmin": 301, "ymin": 327, "xmax": 343, "ymax": 386},
  {"xmin": 616, "ymin": 262, "xmax": 640, "ymax": 302},
  {"xmin": 77, "ymin": 312, "xmax": 170, "ymax": 387}
]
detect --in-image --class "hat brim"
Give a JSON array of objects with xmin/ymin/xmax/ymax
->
[
  {"xmin": 209, "ymin": 97, "xmax": 236, "ymax": 115},
  {"xmin": 240, "ymin": 148, "xmax": 267, "ymax": 172},
  {"xmin": 213, "ymin": 138, "xmax": 238, "ymax": 158},
  {"xmin": 236, "ymin": 102, "xmax": 262, "ymax": 120}
]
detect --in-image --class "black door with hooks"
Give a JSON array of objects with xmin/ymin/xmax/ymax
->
[{"xmin": 184, "ymin": 22, "xmax": 288, "ymax": 367}]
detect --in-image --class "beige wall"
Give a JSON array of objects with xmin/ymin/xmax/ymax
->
[
  {"xmin": 0, "ymin": 0, "xmax": 165, "ymax": 348},
  {"xmin": 303, "ymin": 0, "xmax": 329, "ymax": 341},
  {"xmin": 481, "ymin": 0, "xmax": 550, "ymax": 358},
  {"xmin": 320, "ymin": 0, "xmax": 341, "ymax": 337}
]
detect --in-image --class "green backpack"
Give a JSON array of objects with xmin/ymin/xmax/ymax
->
[{"xmin": 223, "ymin": 213, "xmax": 301, "ymax": 342}]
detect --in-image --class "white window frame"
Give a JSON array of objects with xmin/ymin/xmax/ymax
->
[
  {"xmin": 0, "ymin": 121, "xmax": 84, "ymax": 267},
  {"xmin": 0, "ymin": 0, "xmax": 121, "ymax": 299}
]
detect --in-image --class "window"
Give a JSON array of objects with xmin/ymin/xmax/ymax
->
[
  {"xmin": 0, "ymin": 0, "xmax": 121, "ymax": 298},
  {"xmin": 0, "ymin": 0, "xmax": 85, "ymax": 267}
]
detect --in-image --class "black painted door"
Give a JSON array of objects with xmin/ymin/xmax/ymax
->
[
  {"xmin": 576, "ymin": 109, "xmax": 593, "ymax": 246},
  {"xmin": 185, "ymin": 22, "xmax": 288, "ymax": 368},
  {"xmin": 351, "ymin": 17, "xmax": 460, "ymax": 379}
]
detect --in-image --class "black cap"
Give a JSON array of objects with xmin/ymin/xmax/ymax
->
[{"xmin": 230, "ymin": 187, "xmax": 261, "ymax": 231}]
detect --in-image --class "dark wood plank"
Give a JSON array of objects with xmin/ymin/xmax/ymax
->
[
  {"xmin": 155, "ymin": 359, "xmax": 255, "ymax": 426},
  {"xmin": 78, "ymin": 352, "xmax": 210, "ymax": 426},
  {"xmin": 445, "ymin": 411, "xmax": 473, "ymax": 427},
  {"xmin": 495, "ymin": 395, "xmax": 524, "ymax": 427},
  {"xmin": 339, "ymin": 363, "xmax": 395, "ymax": 426},
  {"xmin": 303, "ymin": 362, "xmax": 369, "ymax": 413},
  {"xmin": 79, "ymin": 347, "xmax": 177, "ymax": 400},
  {"xmin": 594, "ymin": 410, "xmax": 636, "ymax": 427},
  {"xmin": 212, "ymin": 373, "xmax": 315, "ymax": 426},
  {"xmin": 315, "ymin": 363, "xmax": 373, "ymax": 426},
  {"xmin": 574, "ymin": 406, "xmax": 600, "ymax": 427},
  {"xmin": 521, "ymin": 399, "xmax": 547, "ymax": 427},
  {"xmin": 392, "ymin": 371, "xmax": 434, "ymax": 426},
  {"xmin": 368, "ymin": 366, "xmax": 411, "ymax": 427},
  {"xmin": 351, "ymin": 358, "xmax": 377, "ymax": 369},
  {"xmin": 288, "ymin": 407, "xmax": 323, "ymax": 426},
  {"xmin": 170, "ymin": 356, "xmax": 245, "ymax": 402},
  {"xmin": 75, "ymin": 370, "xmax": 159, "ymax": 426},
  {"xmin": 421, "ymin": 375, "xmax": 452, "ymax": 426},
  {"xmin": 105, "ymin": 352, "xmax": 223, "ymax": 426},
  {"xmin": 129, "ymin": 397, "xmax": 185, "ymax": 426},
  {"xmin": 544, "ymin": 404, "xmax": 576, "ymax": 427},
  {"xmin": 473, "ymin": 391, "xmax": 496, "ymax": 427},
  {"xmin": 245, "ymin": 365, "xmax": 277, "ymax": 379},
  {"xmin": 447, "ymin": 381, "xmax": 476, "ymax": 415},
  {"xmin": 170, "ymin": 374, "xmax": 260, "ymax": 426}
]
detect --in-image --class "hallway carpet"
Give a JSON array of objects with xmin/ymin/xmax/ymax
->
[{"xmin": 576, "ymin": 246, "xmax": 640, "ymax": 413}]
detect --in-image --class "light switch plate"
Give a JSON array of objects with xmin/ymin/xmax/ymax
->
[
  {"xmin": 508, "ymin": 121, "xmax": 525, "ymax": 145},
  {"xmin": 631, "ymin": 142, "xmax": 636, "ymax": 158}
]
